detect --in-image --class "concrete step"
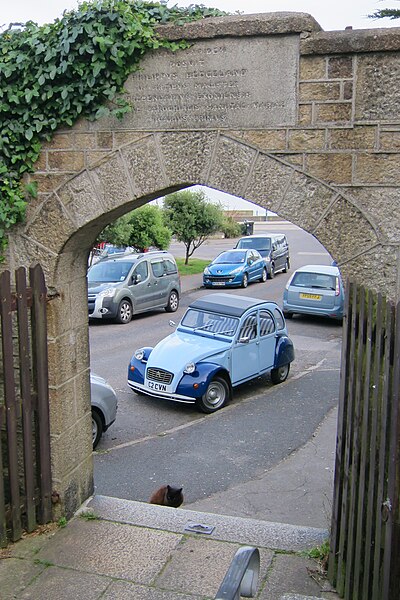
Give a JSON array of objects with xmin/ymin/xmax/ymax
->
[{"xmin": 85, "ymin": 494, "xmax": 328, "ymax": 552}]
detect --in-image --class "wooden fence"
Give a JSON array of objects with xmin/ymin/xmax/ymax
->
[
  {"xmin": 328, "ymin": 282, "xmax": 400, "ymax": 599},
  {"xmin": 0, "ymin": 265, "xmax": 52, "ymax": 547}
]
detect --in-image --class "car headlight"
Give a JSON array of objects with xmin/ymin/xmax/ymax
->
[
  {"xmin": 184, "ymin": 362, "xmax": 196, "ymax": 374},
  {"xmin": 134, "ymin": 349, "xmax": 145, "ymax": 361},
  {"xmin": 98, "ymin": 287, "xmax": 116, "ymax": 298},
  {"xmin": 203, "ymin": 267, "xmax": 210, "ymax": 275}
]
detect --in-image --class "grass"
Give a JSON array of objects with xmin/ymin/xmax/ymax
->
[{"xmin": 175, "ymin": 257, "xmax": 209, "ymax": 276}]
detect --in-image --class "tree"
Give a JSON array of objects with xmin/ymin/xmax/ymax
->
[
  {"xmin": 368, "ymin": 2, "xmax": 400, "ymax": 19},
  {"xmin": 91, "ymin": 204, "xmax": 171, "ymax": 262},
  {"xmin": 97, "ymin": 215, "xmax": 132, "ymax": 247},
  {"xmin": 125, "ymin": 204, "xmax": 171, "ymax": 252},
  {"xmin": 163, "ymin": 189, "xmax": 224, "ymax": 264}
]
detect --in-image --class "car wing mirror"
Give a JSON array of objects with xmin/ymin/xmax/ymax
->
[{"xmin": 134, "ymin": 273, "xmax": 142, "ymax": 284}]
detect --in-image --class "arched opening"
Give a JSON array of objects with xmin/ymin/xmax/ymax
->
[{"xmin": 9, "ymin": 132, "xmax": 384, "ymax": 516}]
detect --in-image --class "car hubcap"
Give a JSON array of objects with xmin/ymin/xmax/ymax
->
[
  {"xmin": 92, "ymin": 418, "xmax": 98, "ymax": 443},
  {"xmin": 121, "ymin": 304, "xmax": 131, "ymax": 321},
  {"xmin": 170, "ymin": 294, "xmax": 178, "ymax": 310},
  {"xmin": 205, "ymin": 381, "xmax": 225, "ymax": 407},
  {"xmin": 278, "ymin": 365, "xmax": 289, "ymax": 381}
]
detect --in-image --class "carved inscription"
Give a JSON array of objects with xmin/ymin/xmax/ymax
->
[{"xmin": 123, "ymin": 37, "xmax": 298, "ymax": 129}]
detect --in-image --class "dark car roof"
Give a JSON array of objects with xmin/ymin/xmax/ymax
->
[{"xmin": 189, "ymin": 293, "xmax": 273, "ymax": 317}]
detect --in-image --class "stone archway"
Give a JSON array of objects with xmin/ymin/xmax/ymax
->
[{"xmin": 4, "ymin": 12, "xmax": 400, "ymax": 515}]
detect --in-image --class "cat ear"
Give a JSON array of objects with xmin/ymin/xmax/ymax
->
[
  {"xmin": 178, "ymin": 488, "xmax": 182, "ymax": 493},
  {"xmin": 167, "ymin": 485, "xmax": 171, "ymax": 492}
]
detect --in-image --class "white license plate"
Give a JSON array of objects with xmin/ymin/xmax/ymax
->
[
  {"xmin": 212, "ymin": 281, "xmax": 226, "ymax": 286},
  {"xmin": 145, "ymin": 380, "xmax": 171, "ymax": 393}
]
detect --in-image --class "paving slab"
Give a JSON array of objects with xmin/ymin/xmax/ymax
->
[
  {"xmin": 37, "ymin": 518, "xmax": 183, "ymax": 584},
  {"xmin": 259, "ymin": 554, "xmax": 339, "ymax": 600}
]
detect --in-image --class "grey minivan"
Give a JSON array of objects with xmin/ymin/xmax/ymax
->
[
  {"xmin": 87, "ymin": 250, "xmax": 181, "ymax": 324},
  {"xmin": 235, "ymin": 233, "xmax": 290, "ymax": 279}
]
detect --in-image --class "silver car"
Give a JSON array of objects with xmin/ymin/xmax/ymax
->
[
  {"xmin": 283, "ymin": 264, "xmax": 345, "ymax": 321},
  {"xmin": 87, "ymin": 250, "xmax": 181, "ymax": 324},
  {"xmin": 91, "ymin": 373, "xmax": 118, "ymax": 449}
]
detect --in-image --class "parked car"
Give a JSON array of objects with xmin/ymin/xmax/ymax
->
[
  {"xmin": 91, "ymin": 372, "xmax": 118, "ymax": 449},
  {"xmin": 127, "ymin": 293, "xmax": 294, "ymax": 413},
  {"xmin": 98, "ymin": 244, "xmax": 135, "ymax": 261},
  {"xmin": 234, "ymin": 233, "xmax": 290, "ymax": 279},
  {"xmin": 87, "ymin": 250, "xmax": 181, "ymax": 324},
  {"xmin": 203, "ymin": 249, "xmax": 267, "ymax": 288},
  {"xmin": 283, "ymin": 264, "xmax": 345, "ymax": 321}
]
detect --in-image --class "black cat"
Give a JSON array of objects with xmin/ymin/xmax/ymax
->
[{"xmin": 149, "ymin": 484, "xmax": 183, "ymax": 507}]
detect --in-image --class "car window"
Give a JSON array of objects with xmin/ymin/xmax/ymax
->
[
  {"xmin": 238, "ymin": 314, "xmax": 257, "ymax": 340},
  {"xmin": 88, "ymin": 260, "xmax": 135, "ymax": 282},
  {"xmin": 214, "ymin": 251, "xmax": 246, "ymax": 264},
  {"xmin": 273, "ymin": 308, "xmax": 285, "ymax": 330},
  {"xmin": 151, "ymin": 260, "xmax": 165, "ymax": 278},
  {"xmin": 292, "ymin": 272, "xmax": 336, "ymax": 290},
  {"xmin": 181, "ymin": 309, "xmax": 238, "ymax": 336},
  {"xmin": 259, "ymin": 310, "xmax": 275, "ymax": 336},
  {"xmin": 163, "ymin": 258, "xmax": 177, "ymax": 274},
  {"xmin": 237, "ymin": 238, "xmax": 271, "ymax": 251},
  {"xmin": 134, "ymin": 260, "xmax": 148, "ymax": 282}
]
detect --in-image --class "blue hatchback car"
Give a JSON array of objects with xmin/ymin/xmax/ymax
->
[
  {"xmin": 283, "ymin": 264, "xmax": 345, "ymax": 321},
  {"xmin": 203, "ymin": 249, "xmax": 267, "ymax": 288},
  {"xmin": 128, "ymin": 293, "xmax": 294, "ymax": 413}
]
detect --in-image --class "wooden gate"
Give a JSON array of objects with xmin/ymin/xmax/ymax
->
[
  {"xmin": 0, "ymin": 265, "xmax": 52, "ymax": 547},
  {"xmin": 328, "ymin": 282, "xmax": 400, "ymax": 599}
]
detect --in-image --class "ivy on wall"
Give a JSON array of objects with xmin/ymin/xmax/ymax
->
[{"xmin": 0, "ymin": 0, "xmax": 226, "ymax": 258}]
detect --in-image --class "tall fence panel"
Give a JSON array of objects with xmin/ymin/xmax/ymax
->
[
  {"xmin": 0, "ymin": 265, "xmax": 52, "ymax": 546},
  {"xmin": 328, "ymin": 282, "xmax": 400, "ymax": 600}
]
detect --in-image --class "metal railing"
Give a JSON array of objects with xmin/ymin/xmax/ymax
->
[{"xmin": 215, "ymin": 546, "xmax": 260, "ymax": 599}]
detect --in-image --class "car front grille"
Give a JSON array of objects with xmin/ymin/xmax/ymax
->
[
  {"xmin": 208, "ymin": 276, "xmax": 233, "ymax": 282},
  {"xmin": 147, "ymin": 368, "xmax": 173, "ymax": 385}
]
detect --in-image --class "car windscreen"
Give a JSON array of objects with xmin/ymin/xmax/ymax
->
[
  {"xmin": 88, "ymin": 261, "xmax": 134, "ymax": 283},
  {"xmin": 291, "ymin": 272, "xmax": 336, "ymax": 290},
  {"xmin": 181, "ymin": 309, "xmax": 239, "ymax": 337},
  {"xmin": 213, "ymin": 251, "xmax": 246, "ymax": 264},
  {"xmin": 237, "ymin": 238, "xmax": 271, "ymax": 251}
]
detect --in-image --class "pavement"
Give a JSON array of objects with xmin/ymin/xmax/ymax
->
[{"xmin": 0, "ymin": 268, "xmax": 342, "ymax": 599}]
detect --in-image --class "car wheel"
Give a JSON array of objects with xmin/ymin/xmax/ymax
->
[
  {"xmin": 271, "ymin": 363, "xmax": 290, "ymax": 384},
  {"xmin": 283, "ymin": 258, "xmax": 290, "ymax": 273},
  {"xmin": 242, "ymin": 273, "xmax": 249, "ymax": 288},
  {"xmin": 197, "ymin": 376, "xmax": 229, "ymax": 413},
  {"xmin": 260, "ymin": 268, "xmax": 267, "ymax": 283},
  {"xmin": 92, "ymin": 410, "xmax": 103, "ymax": 449},
  {"xmin": 115, "ymin": 299, "xmax": 133, "ymax": 324},
  {"xmin": 268, "ymin": 264, "xmax": 275, "ymax": 279},
  {"xmin": 165, "ymin": 290, "xmax": 179, "ymax": 313}
]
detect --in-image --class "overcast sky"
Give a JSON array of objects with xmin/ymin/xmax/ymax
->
[
  {"xmin": 2, "ymin": 1, "xmax": 397, "ymax": 212},
  {"xmin": 2, "ymin": 0, "xmax": 398, "ymax": 31}
]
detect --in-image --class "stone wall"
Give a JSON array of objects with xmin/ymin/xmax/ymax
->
[{"xmin": 4, "ymin": 13, "xmax": 400, "ymax": 516}]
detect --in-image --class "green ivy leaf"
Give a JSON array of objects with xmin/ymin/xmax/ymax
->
[{"xmin": 0, "ymin": 0, "xmax": 228, "ymax": 258}]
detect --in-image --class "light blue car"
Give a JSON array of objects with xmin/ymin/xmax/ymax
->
[
  {"xmin": 203, "ymin": 249, "xmax": 267, "ymax": 288},
  {"xmin": 127, "ymin": 293, "xmax": 295, "ymax": 413},
  {"xmin": 283, "ymin": 264, "xmax": 345, "ymax": 321}
]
